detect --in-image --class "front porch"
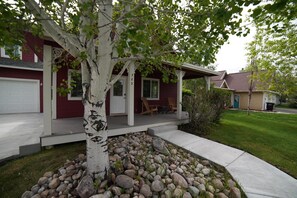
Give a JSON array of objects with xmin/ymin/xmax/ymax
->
[{"xmin": 41, "ymin": 112, "xmax": 188, "ymax": 146}]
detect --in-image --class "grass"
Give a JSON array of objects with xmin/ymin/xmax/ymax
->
[
  {"xmin": 207, "ymin": 110, "xmax": 297, "ymax": 178},
  {"xmin": 0, "ymin": 142, "xmax": 85, "ymax": 198}
]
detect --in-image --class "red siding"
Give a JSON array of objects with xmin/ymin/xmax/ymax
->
[
  {"xmin": 24, "ymin": 32, "xmax": 44, "ymax": 61},
  {"xmin": 22, "ymin": 43, "xmax": 35, "ymax": 62},
  {"xmin": 56, "ymin": 66, "xmax": 84, "ymax": 118},
  {"xmin": 134, "ymin": 71, "xmax": 177, "ymax": 113},
  {"xmin": 0, "ymin": 67, "xmax": 43, "ymax": 112}
]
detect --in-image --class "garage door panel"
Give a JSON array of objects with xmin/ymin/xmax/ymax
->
[{"xmin": 0, "ymin": 79, "xmax": 40, "ymax": 114}]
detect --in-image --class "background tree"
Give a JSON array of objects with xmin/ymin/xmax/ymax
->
[
  {"xmin": 0, "ymin": 0, "xmax": 267, "ymax": 178},
  {"xmin": 246, "ymin": 22, "xmax": 297, "ymax": 102}
]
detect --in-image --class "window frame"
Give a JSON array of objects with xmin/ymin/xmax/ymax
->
[
  {"xmin": 141, "ymin": 77, "xmax": 160, "ymax": 100},
  {"xmin": 67, "ymin": 69, "xmax": 83, "ymax": 101},
  {"xmin": 0, "ymin": 46, "xmax": 22, "ymax": 59}
]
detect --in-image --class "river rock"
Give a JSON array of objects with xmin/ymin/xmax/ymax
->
[
  {"xmin": 76, "ymin": 175, "xmax": 95, "ymax": 198},
  {"xmin": 140, "ymin": 184, "xmax": 152, "ymax": 197},
  {"xmin": 188, "ymin": 186, "xmax": 199, "ymax": 197},
  {"xmin": 49, "ymin": 178, "xmax": 60, "ymax": 189},
  {"xmin": 115, "ymin": 175, "xmax": 134, "ymax": 189},
  {"xmin": 171, "ymin": 173, "xmax": 188, "ymax": 188},
  {"xmin": 230, "ymin": 187, "xmax": 241, "ymax": 198},
  {"xmin": 152, "ymin": 138, "xmax": 170, "ymax": 156},
  {"xmin": 212, "ymin": 178, "xmax": 224, "ymax": 190},
  {"xmin": 151, "ymin": 180, "xmax": 164, "ymax": 192}
]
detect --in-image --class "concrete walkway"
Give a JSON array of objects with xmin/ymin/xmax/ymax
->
[{"xmin": 149, "ymin": 127, "xmax": 297, "ymax": 198}]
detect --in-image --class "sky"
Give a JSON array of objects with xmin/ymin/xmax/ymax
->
[
  {"xmin": 215, "ymin": 5, "xmax": 257, "ymax": 74},
  {"xmin": 215, "ymin": 27, "xmax": 256, "ymax": 73}
]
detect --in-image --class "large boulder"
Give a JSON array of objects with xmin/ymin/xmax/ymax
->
[{"xmin": 115, "ymin": 175, "xmax": 134, "ymax": 189}]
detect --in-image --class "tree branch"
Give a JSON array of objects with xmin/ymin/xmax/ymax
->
[
  {"xmin": 25, "ymin": 0, "xmax": 82, "ymax": 57},
  {"xmin": 60, "ymin": 0, "xmax": 70, "ymax": 29},
  {"xmin": 107, "ymin": 60, "xmax": 131, "ymax": 90}
]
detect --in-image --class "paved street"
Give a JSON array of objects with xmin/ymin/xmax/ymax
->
[
  {"xmin": 0, "ymin": 113, "xmax": 43, "ymax": 161},
  {"xmin": 275, "ymin": 107, "xmax": 297, "ymax": 114}
]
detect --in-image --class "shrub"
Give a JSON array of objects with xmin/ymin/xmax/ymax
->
[{"xmin": 180, "ymin": 87, "xmax": 230, "ymax": 136}]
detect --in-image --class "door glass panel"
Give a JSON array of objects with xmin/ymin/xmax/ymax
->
[{"xmin": 113, "ymin": 80, "xmax": 123, "ymax": 96}]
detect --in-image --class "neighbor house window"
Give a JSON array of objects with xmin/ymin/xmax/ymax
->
[
  {"xmin": 68, "ymin": 70, "xmax": 83, "ymax": 100},
  {"xmin": 142, "ymin": 78, "xmax": 159, "ymax": 100},
  {"xmin": 0, "ymin": 46, "xmax": 22, "ymax": 59}
]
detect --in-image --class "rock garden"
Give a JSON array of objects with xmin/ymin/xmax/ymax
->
[{"xmin": 22, "ymin": 132, "xmax": 242, "ymax": 198}]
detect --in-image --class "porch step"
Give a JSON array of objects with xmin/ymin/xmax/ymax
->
[{"xmin": 148, "ymin": 125, "xmax": 178, "ymax": 136}]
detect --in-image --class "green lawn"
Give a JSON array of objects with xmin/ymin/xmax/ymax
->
[
  {"xmin": 0, "ymin": 142, "xmax": 85, "ymax": 198},
  {"xmin": 207, "ymin": 110, "xmax": 297, "ymax": 178}
]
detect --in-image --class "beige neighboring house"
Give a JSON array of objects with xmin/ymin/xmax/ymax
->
[{"xmin": 210, "ymin": 71, "xmax": 280, "ymax": 111}]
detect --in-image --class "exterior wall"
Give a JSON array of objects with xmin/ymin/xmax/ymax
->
[
  {"xmin": 56, "ymin": 68, "xmax": 177, "ymax": 118},
  {"xmin": 134, "ymin": 71, "xmax": 177, "ymax": 114},
  {"xmin": 56, "ymin": 66, "xmax": 84, "ymax": 118},
  {"xmin": 237, "ymin": 92, "xmax": 263, "ymax": 110},
  {"xmin": 0, "ymin": 67, "xmax": 43, "ymax": 112},
  {"xmin": 263, "ymin": 92, "xmax": 280, "ymax": 110}
]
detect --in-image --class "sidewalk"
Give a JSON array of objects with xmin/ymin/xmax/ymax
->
[{"xmin": 149, "ymin": 127, "xmax": 297, "ymax": 198}]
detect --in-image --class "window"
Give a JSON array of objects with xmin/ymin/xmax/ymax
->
[
  {"xmin": 68, "ymin": 70, "xmax": 83, "ymax": 100},
  {"xmin": 142, "ymin": 78, "xmax": 159, "ymax": 100},
  {"xmin": 1, "ymin": 46, "xmax": 22, "ymax": 59}
]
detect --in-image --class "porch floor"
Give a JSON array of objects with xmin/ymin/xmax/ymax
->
[{"xmin": 42, "ymin": 112, "xmax": 188, "ymax": 146}]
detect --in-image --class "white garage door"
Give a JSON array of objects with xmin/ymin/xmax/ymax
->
[{"xmin": 0, "ymin": 78, "xmax": 40, "ymax": 114}]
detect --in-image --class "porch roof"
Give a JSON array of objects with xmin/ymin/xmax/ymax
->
[{"xmin": 163, "ymin": 61, "xmax": 219, "ymax": 79}]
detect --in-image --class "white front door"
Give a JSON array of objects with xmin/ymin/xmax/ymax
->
[{"xmin": 110, "ymin": 77, "xmax": 126, "ymax": 115}]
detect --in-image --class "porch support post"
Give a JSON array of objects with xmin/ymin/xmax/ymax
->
[
  {"xmin": 43, "ymin": 45, "xmax": 52, "ymax": 136},
  {"xmin": 127, "ymin": 62, "xmax": 136, "ymax": 126},
  {"xmin": 204, "ymin": 76, "xmax": 211, "ymax": 91},
  {"xmin": 176, "ymin": 70, "xmax": 185, "ymax": 119}
]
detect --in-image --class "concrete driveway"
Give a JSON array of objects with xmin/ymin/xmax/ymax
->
[
  {"xmin": 0, "ymin": 113, "xmax": 43, "ymax": 161},
  {"xmin": 275, "ymin": 107, "xmax": 297, "ymax": 114}
]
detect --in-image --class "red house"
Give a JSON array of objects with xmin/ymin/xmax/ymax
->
[{"xmin": 0, "ymin": 33, "xmax": 218, "ymax": 146}]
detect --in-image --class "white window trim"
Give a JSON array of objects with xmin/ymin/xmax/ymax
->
[
  {"xmin": 67, "ymin": 69, "xmax": 82, "ymax": 101},
  {"xmin": 141, "ymin": 77, "xmax": 160, "ymax": 100},
  {"xmin": 0, "ymin": 46, "xmax": 22, "ymax": 59}
]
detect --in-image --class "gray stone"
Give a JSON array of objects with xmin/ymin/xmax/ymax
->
[
  {"xmin": 21, "ymin": 191, "xmax": 34, "ymax": 198},
  {"xmin": 31, "ymin": 194, "xmax": 41, "ymax": 198},
  {"xmin": 57, "ymin": 183, "xmax": 67, "ymax": 192},
  {"xmin": 167, "ymin": 183, "xmax": 176, "ymax": 191},
  {"xmin": 140, "ymin": 184, "xmax": 152, "ymax": 197},
  {"xmin": 100, "ymin": 180, "xmax": 108, "ymax": 189},
  {"xmin": 171, "ymin": 173, "xmax": 188, "ymax": 188},
  {"xmin": 170, "ymin": 149, "xmax": 177, "ymax": 155},
  {"xmin": 202, "ymin": 168, "xmax": 210, "ymax": 176},
  {"xmin": 31, "ymin": 184, "xmax": 39, "ymax": 194},
  {"xmin": 111, "ymin": 186, "xmax": 122, "ymax": 196},
  {"xmin": 90, "ymin": 194, "xmax": 105, "ymax": 198},
  {"xmin": 154, "ymin": 155, "xmax": 163, "ymax": 164},
  {"xmin": 37, "ymin": 177, "xmax": 48, "ymax": 186},
  {"xmin": 183, "ymin": 192, "xmax": 192, "ymax": 198},
  {"xmin": 212, "ymin": 179, "xmax": 224, "ymax": 190},
  {"xmin": 165, "ymin": 190, "xmax": 172, "ymax": 198},
  {"xmin": 154, "ymin": 175, "xmax": 162, "ymax": 181},
  {"xmin": 116, "ymin": 175, "xmax": 134, "ymax": 189},
  {"xmin": 59, "ymin": 168, "xmax": 66, "ymax": 175},
  {"xmin": 152, "ymin": 138, "xmax": 170, "ymax": 156},
  {"xmin": 188, "ymin": 186, "xmax": 199, "ymax": 197},
  {"xmin": 43, "ymin": 171, "xmax": 54, "ymax": 178},
  {"xmin": 207, "ymin": 185, "xmax": 215, "ymax": 193},
  {"xmin": 206, "ymin": 192, "xmax": 214, "ymax": 198},
  {"xmin": 125, "ymin": 169, "xmax": 136, "ymax": 178},
  {"xmin": 151, "ymin": 180, "xmax": 164, "ymax": 192},
  {"xmin": 49, "ymin": 178, "xmax": 60, "ymax": 189},
  {"xmin": 198, "ymin": 184, "xmax": 206, "ymax": 192},
  {"xmin": 120, "ymin": 194, "xmax": 130, "ymax": 198},
  {"xmin": 173, "ymin": 188, "xmax": 183, "ymax": 198},
  {"xmin": 227, "ymin": 179, "xmax": 236, "ymax": 188},
  {"xmin": 230, "ymin": 187, "xmax": 241, "ymax": 198},
  {"xmin": 217, "ymin": 192, "xmax": 228, "ymax": 198},
  {"xmin": 157, "ymin": 166, "xmax": 166, "ymax": 177},
  {"xmin": 114, "ymin": 147, "xmax": 126, "ymax": 154},
  {"xmin": 40, "ymin": 190, "xmax": 49, "ymax": 197},
  {"xmin": 76, "ymin": 175, "xmax": 95, "ymax": 198},
  {"xmin": 37, "ymin": 186, "xmax": 45, "ymax": 194}
]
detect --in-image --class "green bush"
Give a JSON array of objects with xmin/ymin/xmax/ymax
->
[
  {"xmin": 288, "ymin": 94, "xmax": 297, "ymax": 108},
  {"xmin": 180, "ymin": 87, "xmax": 230, "ymax": 135}
]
